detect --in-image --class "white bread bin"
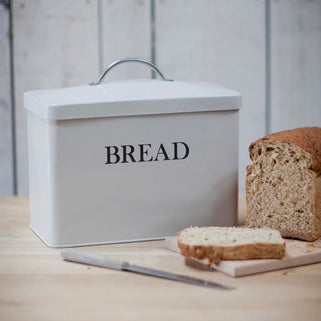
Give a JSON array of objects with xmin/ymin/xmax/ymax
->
[{"xmin": 24, "ymin": 58, "xmax": 241, "ymax": 247}]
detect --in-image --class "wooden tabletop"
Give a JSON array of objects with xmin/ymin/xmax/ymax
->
[{"xmin": 1, "ymin": 197, "xmax": 321, "ymax": 321}]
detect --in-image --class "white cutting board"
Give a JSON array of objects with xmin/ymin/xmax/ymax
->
[{"xmin": 165, "ymin": 236, "xmax": 321, "ymax": 277}]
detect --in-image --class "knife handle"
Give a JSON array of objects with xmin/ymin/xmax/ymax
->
[{"xmin": 61, "ymin": 249, "xmax": 130, "ymax": 270}]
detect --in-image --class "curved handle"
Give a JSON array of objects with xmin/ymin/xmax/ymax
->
[{"xmin": 89, "ymin": 58, "xmax": 173, "ymax": 85}]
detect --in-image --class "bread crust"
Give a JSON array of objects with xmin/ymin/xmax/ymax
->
[
  {"xmin": 177, "ymin": 230, "xmax": 285, "ymax": 264},
  {"xmin": 249, "ymin": 127, "xmax": 321, "ymax": 173}
]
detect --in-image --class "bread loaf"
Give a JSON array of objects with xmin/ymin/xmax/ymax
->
[
  {"xmin": 246, "ymin": 127, "xmax": 321, "ymax": 241},
  {"xmin": 177, "ymin": 226, "xmax": 285, "ymax": 263}
]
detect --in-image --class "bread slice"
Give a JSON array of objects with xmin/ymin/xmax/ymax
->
[
  {"xmin": 246, "ymin": 127, "xmax": 321, "ymax": 241},
  {"xmin": 177, "ymin": 226, "xmax": 285, "ymax": 263}
]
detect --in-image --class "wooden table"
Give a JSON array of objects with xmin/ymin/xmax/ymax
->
[{"xmin": 1, "ymin": 197, "xmax": 321, "ymax": 321}]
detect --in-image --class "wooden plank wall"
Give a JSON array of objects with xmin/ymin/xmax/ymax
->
[
  {"xmin": 270, "ymin": 0, "xmax": 321, "ymax": 132},
  {"xmin": 155, "ymin": 0, "xmax": 266, "ymax": 197},
  {"xmin": 0, "ymin": 2, "xmax": 14, "ymax": 195},
  {"xmin": 0, "ymin": 0, "xmax": 320, "ymax": 196},
  {"xmin": 101, "ymin": 0, "xmax": 151, "ymax": 80}
]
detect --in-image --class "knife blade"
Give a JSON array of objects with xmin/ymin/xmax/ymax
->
[{"xmin": 61, "ymin": 249, "xmax": 234, "ymax": 290}]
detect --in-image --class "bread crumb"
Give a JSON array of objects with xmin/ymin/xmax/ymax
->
[{"xmin": 307, "ymin": 242, "xmax": 321, "ymax": 249}]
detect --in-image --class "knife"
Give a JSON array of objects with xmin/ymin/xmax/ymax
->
[{"xmin": 61, "ymin": 249, "xmax": 234, "ymax": 290}]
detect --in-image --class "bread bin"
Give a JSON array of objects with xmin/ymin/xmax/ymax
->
[{"xmin": 24, "ymin": 58, "xmax": 242, "ymax": 247}]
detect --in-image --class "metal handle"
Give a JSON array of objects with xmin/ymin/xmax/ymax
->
[
  {"xmin": 89, "ymin": 58, "xmax": 173, "ymax": 85},
  {"xmin": 61, "ymin": 249, "xmax": 130, "ymax": 270}
]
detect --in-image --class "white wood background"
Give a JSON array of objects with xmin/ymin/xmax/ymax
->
[
  {"xmin": 0, "ymin": 2, "xmax": 14, "ymax": 195},
  {"xmin": 0, "ymin": 0, "xmax": 320, "ymax": 196}
]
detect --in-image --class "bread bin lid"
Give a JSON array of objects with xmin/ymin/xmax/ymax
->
[{"xmin": 24, "ymin": 58, "xmax": 241, "ymax": 120}]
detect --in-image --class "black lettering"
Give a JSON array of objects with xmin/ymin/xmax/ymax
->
[
  {"xmin": 105, "ymin": 141, "xmax": 189, "ymax": 165},
  {"xmin": 121, "ymin": 145, "xmax": 136, "ymax": 163},
  {"xmin": 138, "ymin": 144, "xmax": 153, "ymax": 162},
  {"xmin": 173, "ymin": 141, "xmax": 189, "ymax": 160},
  {"xmin": 105, "ymin": 146, "xmax": 120, "ymax": 164},
  {"xmin": 154, "ymin": 143, "xmax": 170, "ymax": 161}
]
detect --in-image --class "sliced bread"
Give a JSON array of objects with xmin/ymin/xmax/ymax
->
[
  {"xmin": 246, "ymin": 127, "xmax": 321, "ymax": 241},
  {"xmin": 177, "ymin": 226, "xmax": 285, "ymax": 263}
]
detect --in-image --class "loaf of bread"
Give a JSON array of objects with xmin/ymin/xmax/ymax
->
[
  {"xmin": 246, "ymin": 127, "xmax": 321, "ymax": 241},
  {"xmin": 177, "ymin": 226, "xmax": 285, "ymax": 263}
]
